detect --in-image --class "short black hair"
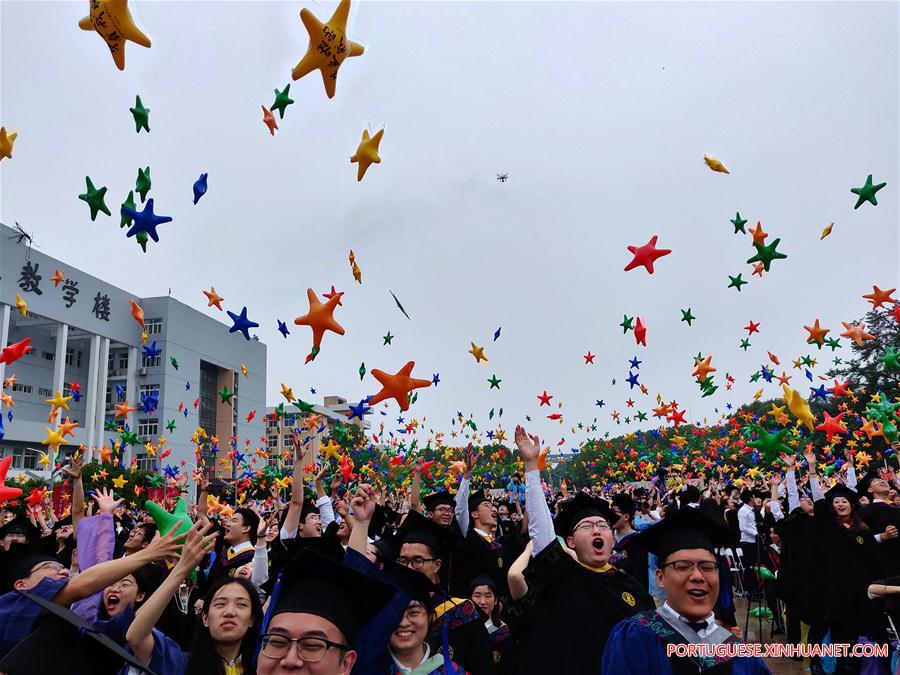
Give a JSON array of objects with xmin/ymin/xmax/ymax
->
[
  {"xmin": 137, "ymin": 523, "xmax": 157, "ymax": 541},
  {"xmin": 234, "ymin": 507, "xmax": 260, "ymax": 546}
]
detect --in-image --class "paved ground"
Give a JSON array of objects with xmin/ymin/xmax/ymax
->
[{"xmin": 733, "ymin": 597, "xmax": 807, "ymax": 675}]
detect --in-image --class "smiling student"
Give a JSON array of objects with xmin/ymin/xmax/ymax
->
[{"xmin": 601, "ymin": 507, "xmax": 771, "ymax": 674}]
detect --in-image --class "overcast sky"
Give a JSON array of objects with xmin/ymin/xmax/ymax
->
[{"xmin": 2, "ymin": 1, "xmax": 898, "ymax": 452}]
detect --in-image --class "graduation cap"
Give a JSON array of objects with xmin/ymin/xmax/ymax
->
[
  {"xmin": 610, "ymin": 493, "xmax": 636, "ymax": 517},
  {"xmin": 281, "ymin": 534, "xmax": 345, "ymax": 562},
  {"xmin": 299, "ymin": 498, "xmax": 320, "ymax": 521},
  {"xmin": 422, "ymin": 490, "xmax": 455, "ymax": 512},
  {"xmin": 396, "ymin": 509, "xmax": 453, "ymax": 560},
  {"xmin": 468, "ymin": 571, "xmax": 498, "ymax": 594},
  {"xmin": 267, "ymin": 550, "xmax": 395, "ymax": 644},
  {"xmin": 553, "ymin": 492, "xmax": 615, "ymax": 536},
  {"xmin": 0, "ymin": 515, "xmax": 38, "ymax": 542},
  {"xmin": 381, "ymin": 559, "xmax": 437, "ymax": 605},
  {"xmin": 824, "ymin": 483, "xmax": 859, "ymax": 506},
  {"xmin": 857, "ymin": 469, "xmax": 888, "ymax": 497},
  {"xmin": 2, "ymin": 543, "xmax": 61, "ymax": 592},
  {"xmin": 629, "ymin": 505, "xmax": 731, "ymax": 565},
  {"xmin": 371, "ymin": 532, "xmax": 399, "ymax": 563},
  {"xmin": 0, "ymin": 590, "xmax": 157, "ymax": 674},
  {"xmin": 467, "ymin": 490, "xmax": 492, "ymax": 514}
]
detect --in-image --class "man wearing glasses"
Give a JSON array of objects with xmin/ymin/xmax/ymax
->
[
  {"xmin": 601, "ymin": 507, "xmax": 771, "ymax": 674},
  {"xmin": 509, "ymin": 425, "xmax": 654, "ymax": 674}
]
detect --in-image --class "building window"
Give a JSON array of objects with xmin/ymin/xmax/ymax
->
[
  {"xmin": 282, "ymin": 434, "xmax": 293, "ymax": 445},
  {"xmin": 145, "ymin": 319, "xmax": 162, "ymax": 335},
  {"xmin": 105, "ymin": 386, "xmax": 112, "ymax": 407},
  {"xmin": 137, "ymin": 418, "xmax": 159, "ymax": 437},
  {"xmin": 142, "ymin": 354, "xmax": 161, "ymax": 368},
  {"xmin": 135, "ymin": 453, "xmax": 156, "ymax": 471},
  {"xmin": 119, "ymin": 353, "xmax": 128, "ymax": 370},
  {"xmin": 38, "ymin": 387, "xmax": 53, "ymax": 398},
  {"xmin": 268, "ymin": 435, "xmax": 279, "ymax": 449},
  {"xmin": 12, "ymin": 382, "xmax": 32, "ymax": 394},
  {"xmin": 42, "ymin": 351, "xmax": 54, "ymax": 361},
  {"xmin": 62, "ymin": 383, "xmax": 72, "ymax": 398},
  {"xmin": 139, "ymin": 384, "xmax": 160, "ymax": 397},
  {"xmin": 11, "ymin": 447, "xmax": 40, "ymax": 470},
  {"xmin": 65, "ymin": 348, "xmax": 73, "ymax": 366},
  {"xmin": 108, "ymin": 353, "xmax": 114, "ymax": 371}
]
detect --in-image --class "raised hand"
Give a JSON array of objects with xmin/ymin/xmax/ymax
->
[
  {"xmin": 174, "ymin": 521, "xmax": 218, "ymax": 573},
  {"xmin": 780, "ymin": 452, "xmax": 796, "ymax": 469},
  {"xmin": 92, "ymin": 486, "xmax": 123, "ymax": 514},
  {"xmin": 144, "ymin": 519, "xmax": 189, "ymax": 563},
  {"xmin": 802, "ymin": 448, "xmax": 817, "ymax": 473},
  {"xmin": 62, "ymin": 453, "xmax": 85, "ymax": 480},
  {"xmin": 314, "ymin": 462, "xmax": 327, "ymax": 484},
  {"xmin": 514, "ymin": 425, "xmax": 540, "ymax": 466},
  {"xmin": 412, "ymin": 457, "xmax": 426, "ymax": 475},
  {"xmin": 350, "ymin": 484, "xmax": 377, "ymax": 522},
  {"xmin": 464, "ymin": 443, "xmax": 478, "ymax": 477}
]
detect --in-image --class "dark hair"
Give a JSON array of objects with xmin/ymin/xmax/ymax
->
[
  {"xmin": 739, "ymin": 490, "xmax": 753, "ymax": 505},
  {"xmin": 828, "ymin": 502, "xmax": 868, "ymax": 531},
  {"xmin": 234, "ymin": 508, "xmax": 260, "ymax": 546},
  {"xmin": 138, "ymin": 523, "xmax": 157, "ymax": 542},
  {"xmin": 186, "ymin": 576, "xmax": 262, "ymax": 675}
]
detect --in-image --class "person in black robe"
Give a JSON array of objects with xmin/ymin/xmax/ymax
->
[
  {"xmin": 610, "ymin": 493, "xmax": 650, "ymax": 592},
  {"xmin": 858, "ymin": 469, "xmax": 900, "ymax": 577},
  {"xmin": 504, "ymin": 425, "xmax": 654, "ymax": 674}
]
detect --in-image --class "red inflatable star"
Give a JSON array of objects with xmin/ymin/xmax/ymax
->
[
  {"xmin": 0, "ymin": 456, "xmax": 24, "ymax": 502},
  {"xmin": 0, "ymin": 336, "xmax": 33, "ymax": 365},
  {"xmin": 634, "ymin": 317, "xmax": 648, "ymax": 346},
  {"xmin": 815, "ymin": 411, "xmax": 847, "ymax": 442},
  {"xmin": 624, "ymin": 235, "xmax": 672, "ymax": 274},
  {"xmin": 537, "ymin": 391, "xmax": 553, "ymax": 406}
]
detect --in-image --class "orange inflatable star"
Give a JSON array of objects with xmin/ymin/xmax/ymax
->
[
  {"xmin": 114, "ymin": 400, "xmax": 137, "ymax": 419},
  {"xmin": 130, "ymin": 299, "xmax": 144, "ymax": 328},
  {"xmin": 291, "ymin": 0, "xmax": 365, "ymax": 99},
  {"xmin": 367, "ymin": 361, "xmax": 432, "ymax": 412},
  {"xmin": 203, "ymin": 287, "xmax": 224, "ymax": 311},
  {"xmin": 294, "ymin": 288, "xmax": 345, "ymax": 361},
  {"xmin": 840, "ymin": 321, "xmax": 875, "ymax": 347}
]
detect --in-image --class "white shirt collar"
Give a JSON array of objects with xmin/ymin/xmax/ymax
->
[
  {"xmin": 389, "ymin": 644, "xmax": 430, "ymax": 673},
  {"xmin": 229, "ymin": 540, "xmax": 254, "ymax": 556},
  {"xmin": 473, "ymin": 527, "xmax": 492, "ymax": 540},
  {"xmin": 661, "ymin": 602, "xmax": 717, "ymax": 638}
]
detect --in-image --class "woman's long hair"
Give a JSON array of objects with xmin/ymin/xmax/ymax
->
[{"xmin": 186, "ymin": 576, "xmax": 263, "ymax": 675}]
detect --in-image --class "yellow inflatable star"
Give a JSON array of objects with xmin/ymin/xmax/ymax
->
[
  {"xmin": 42, "ymin": 426, "xmax": 66, "ymax": 453},
  {"xmin": 46, "ymin": 390, "xmax": 73, "ymax": 417},
  {"xmin": 280, "ymin": 383, "xmax": 294, "ymax": 403},
  {"xmin": 703, "ymin": 154, "xmax": 730, "ymax": 174},
  {"xmin": 783, "ymin": 385, "xmax": 815, "ymax": 431},
  {"xmin": 78, "ymin": 0, "xmax": 151, "ymax": 71},
  {"xmin": 350, "ymin": 128, "xmax": 383, "ymax": 181},
  {"xmin": 112, "ymin": 474, "xmax": 129, "ymax": 489},
  {"xmin": 15, "ymin": 293, "xmax": 27, "ymax": 317},
  {"xmin": 321, "ymin": 440, "xmax": 343, "ymax": 462},
  {"xmin": 820, "ymin": 223, "xmax": 834, "ymax": 240},
  {"xmin": 291, "ymin": 0, "xmax": 364, "ymax": 98},
  {"xmin": 469, "ymin": 342, "xmax": 488, "ymax": 364},
  {"xmin": 0, "ymin": 127, "xmax": 17, "ymax": 161},
  {"xmin": 240, "ymin": 364, "xmax": 249, "ymax": 378},
  {"xmin": 38, "ymin": 451, "xmax": 53, "ymax": 469}
]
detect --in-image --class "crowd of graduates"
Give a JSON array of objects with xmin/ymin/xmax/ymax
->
[{"xmin": 0, "ymin": 430, "xmax": 899, "ymax": 675}]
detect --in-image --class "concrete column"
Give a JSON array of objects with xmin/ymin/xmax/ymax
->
[
  {"xmin": 0, "ymin": 303, "xmax": 10, "ymax": 387},
  {"xmin": 51, "ymin": 323, "xmax": 69, "ymax": 426},
  {"xmin": 94, "ymin": 338, "xmax": 110, "ymax": 461},
  {"xmin": 125, "ymin": 346, "xmax": 139, "ymax": 459},
  {"xmin": 84, "ymin": 334, "xmax": 101, "ymax": 453}
]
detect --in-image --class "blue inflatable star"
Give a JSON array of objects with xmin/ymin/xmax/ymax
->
[
  {"xmin": 347, "ymin": 398, "xmax": 372, "ymax": 421},
  {"xmin": 629, "ymin": 356, "xmax": 642, "ymax": 369},
  {"xmin": 277, "ymin": 320, "xmax": 290, "ymax": 338},
  {"xmin": 595, "ymin": 399, "xmax": 605, "ymax": 407},
  {"xmin": 760, "ymin": 365, "xmax": 773, "ymax": 383},
  {"xmin": 123, "ymin": 198, "xmax": 172, "ymax": 243},
  {"xmin": 185, "ymin": 382, "xmax": 190, "ymax": 390},
  {"xmin": 809, "ymin": 384, "xmax": 831, "ymax": 401},
  {"xmin": 116, "ymin": 384, "xmax": 125, "ymax": 400},
  {"xmin": 626, "ymin": 371, "xmax": 640, "ymax": 389},
  {"xmin": 432, "ymin": 373, "xmax": 440, "ymax": 386},
  {"xmin": 140, "ymin": 391, "xmax": 158, "ymax": 413},
  {"xmin": 227, "ymin": 306, "xmax": 259, "ymax": 340},
  {"xmin": 143, "ymin": 340, "xmax": 162, "ymax": 359},
  {"xmin": 192, "ymin": 173, "xmax": 208, "ymax": 205}
]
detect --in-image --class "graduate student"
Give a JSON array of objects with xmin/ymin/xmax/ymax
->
[
  {"xmin": 601, "ymin": 507, "xmax": 771, "ymax": 674},
  {"xmin": 508, "ymin": 425, "xmax": 654, "ymax": 674}
]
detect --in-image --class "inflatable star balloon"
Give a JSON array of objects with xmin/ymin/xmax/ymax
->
[
  {"xmin": 840, "ymin": 321, "xmax": 875, "ymax": 347},
  {"xmin": 624, "ymin": 235, "xmax": 671, "ymax": 274},
  {"xmin": 351, "ymin": 128, "xmax": 383, "ymax": 181},
  {"xmin": 0, "ymin": 456, "xmax": 24, "ymax": 502},
  {"xmin": 291, "ymin": 0, "xmax": 365, "ymax": 98},
  {"xmin": 294, "ymin": 288, "xmax": 345, "ymax": 361},
  {"xmin": 0, "ymin": 127, "xmax": 17, "ymax": 161},
  {"xmin": 78, "ymin": 0, "xmax": 152, "ymax": 70},
  {"xmin": 703, "ymin": 155, "xmax": 729, "ymax": 174},
  {"xmin": 783, "ymin": 385, "xmax": 815, "ymax": 431},
  {"xmin": 367, "ymin": 361, "xmax": 432, "ymax": 412},
  {"xmin": 145, "ymin": 497, "xmax": 193, "ymax": 537}
]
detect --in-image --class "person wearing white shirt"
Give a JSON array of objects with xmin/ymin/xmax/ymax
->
[{"xmin": 737, "ymin": 491, "xmax": 760, "ymax": 597}]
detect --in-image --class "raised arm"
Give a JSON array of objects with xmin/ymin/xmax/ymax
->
[
  {"xmin": 780, "ymin": 453, "xmax": 800, "ymax": 512},
  {"xmin": 196, "ymin": 474, "xmax": 211, "ymax": 523},
  {"xmin": 281, "ymin": 433, "xmax": 309, "ymax": 539},
  {"xmin": 844, "ymin": 450, "xmax": 857, "ymax": 491},
  {"xmin": 507, "ymin": 539, "xmax": 533, "ymax": 601},
  {"xmin": 409, "ymin": 458, "xmax": 424, "ymax": 514},
  {"xmin": 768, "ymin": 473, "xmax": 784, "ymax": 521},
  {"xmin": 514, "ymin": 426, "xmax": 555, "ymax": 556},
  {"xmin": 455, "ymin": 444, "xmax": 476, "ymax": 535},
  {"xmin": 347, "ymin": 484, "xmax": 376, "ymax": 556},
  {"xmin": 62, "ymin": 453, "xmax": 86, "ymax": 533},
  {"xmin": 803, "ymin": 449, "xmax": 825, "ymax": 502},
  {"xmin": 126, "ymin": 521, "xmax": 217, "ymax": 666}
]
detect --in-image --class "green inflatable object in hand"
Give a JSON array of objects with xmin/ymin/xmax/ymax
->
[{"xmin": 145, "ymin": 497, "xmax": 193, "ymax": 538}]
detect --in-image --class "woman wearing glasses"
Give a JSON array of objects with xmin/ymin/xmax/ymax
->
[{"xmin": 601, "ymin": 507, "xmax": 771, "ymax": 674}]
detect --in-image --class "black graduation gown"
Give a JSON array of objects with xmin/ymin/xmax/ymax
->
[
  {"xmin": 860, "ymin": 502, "xmax": 900, "ymax": 576},
  {"xmin": 449, "ymin": 528, "xmax": 508, "ymax": 600},
  {"xmin": 812, "ymin": 501, "xmax": 886, "ymax": 637},
  {"xmin": 503, "ymin": 540, "xmax": 654, "ymax": 674},
  {"xmin": 613, "ymin": 531, "xmax": 650, "ymax": 592},
  {"xmin": 774, "ymin": 508, "xmax": 822, "ymax": 623},
  {"xmin": 430, "ymin": 596, "xmax": 494, "ymax": 675}
]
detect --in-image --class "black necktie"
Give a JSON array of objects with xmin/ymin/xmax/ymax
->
[{"xmin": 687, "ymin": 621, "xmax": 707, "ymax": 634}]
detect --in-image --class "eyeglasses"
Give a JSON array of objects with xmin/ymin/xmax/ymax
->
[
  {"xmin": 574, "ymin": 520, "xmax": 611, "ymax": 533},
  {"xmin": 31, "ymin": 561, "xmax": 66, "ymax": 575},
  {"xmin": 403, "ymin": 606, "xmax": 428, "ymax": 621},
  {"xmin": 260, "ymin": 634, "xmax": 350, "ymax": 663},
  {"xmin": 432, "ymin": 506, "xmax": 453, "ymax": 514},
  {"xmin": 397, "ymin": 556, "xmax": 436, "ymax": 570},
  {"xmin": 663, "ymin": 560, "xmax": 719, "ymax": 574}
]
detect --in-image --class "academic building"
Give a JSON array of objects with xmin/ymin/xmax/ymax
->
[{"xmin": 0, "ymin": 222, "xmax": 267, "ymax": 481}]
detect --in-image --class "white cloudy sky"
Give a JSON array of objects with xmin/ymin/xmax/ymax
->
[{"xmin": 2, "ymin": 1, "xmax": 898, "ymax": 451}]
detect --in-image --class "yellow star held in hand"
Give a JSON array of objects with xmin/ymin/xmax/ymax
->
[
  {"xmin": 46, "ymin": 390, "xmax": 73, "ymax": 417},
  {"xmin": 469, "ymin": 342, "xmax": 488, "ymax": 364},
  {"xmin": 291, "ymin": 0, "xmax": 364, "ymax": 99},
  {"xmin": 350, "ymin": 128, "xmax": 383, "ymax": 181},
  {"xmin": 78, "ymin": 0, "xmax": 151, "ymax": 71},
  {"xmin": 42, "ymin": 427, "xmax": 66, "ymax": 453},
  {"xmin": 0, "ymin": 127, "xmax": 17, "ymax": 161},
  {"xmin": 112, "ymin": 474, "xmax": 129, "ymax": 489}
]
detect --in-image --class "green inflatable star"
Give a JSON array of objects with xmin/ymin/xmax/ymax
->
[
  {"xmin": 730, "ymin": 211, "xmax": 747, "ymax": 234},
  {"xmin": 680, "ymin": 308, "xmax": 695, "ymax": 326},
  {"xmin": 170, "ymin": 357, "xmax": 179, "ymax": 370},
  {"xmin": 747, "ymin": 238, "xmax": 787, "ymax": 272},
  {"xmin": 120, "ymin": 190, "xmax": 136, "ymax": 228},
  {"xmin": 79, "ymin": 176, "xmax": 111, "ymax": 221},
  {"xmin": 851, "ymin": 174, "xmax": 886, "ymax": 209},
  {"xmin": 748, "ymin": 427, "xmax": 792, "ymax": 461},
  {"xmin": 293, "ymin": 399, "xmax": 315, "ymax": 413},
  {"xmin": 487, "ymin": 374, "xmax": 502, "ymax": 389},
  {"xmin": 135, "ymin": 166, "xmax": 151, "ymax": 202},
  {"xmin": 145, "ymin": 497, "xmax": 193, "ymax": 537},
  {"xmin": 383, "ymin": 332, "xmax": 394, "ymax": 345},
  {"xmin": 620, "ymin": 315, "xmax": 634, "ymax": 333},
  {"xmin": 359, "ymin": 362, "xmax": 366, "ymax": 380},
  {"xmin": 130, "ymin": 95, "xmax": 150, "ymax": 133},
  {"xmin": 824, "ymin": 337, "xmax": 841, "ymax": 351},
  {"xmin": 881, "ymin": 346, "xmax": 900, "ymax": 370},
  {"xmin": 166, "ymin": 419, "xmax": 176, "ymax": 432},
  {"xmin": 739, "ymin": 338, "xmax": 751, "ymax": 351},
  {"xmin": 272, "ymin": 84, "xmax": 295, "ymax": 119},
  {"xmin": 728, "ymin": 274, "xmax": 747, "ymax": 292},
  {"xmin": 219, "ymin": 386, "xmax": 234, "ymax": 405},
  {"xmin": 120, "ymin": 428, "xmax": 140, "ymax": 446}
]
